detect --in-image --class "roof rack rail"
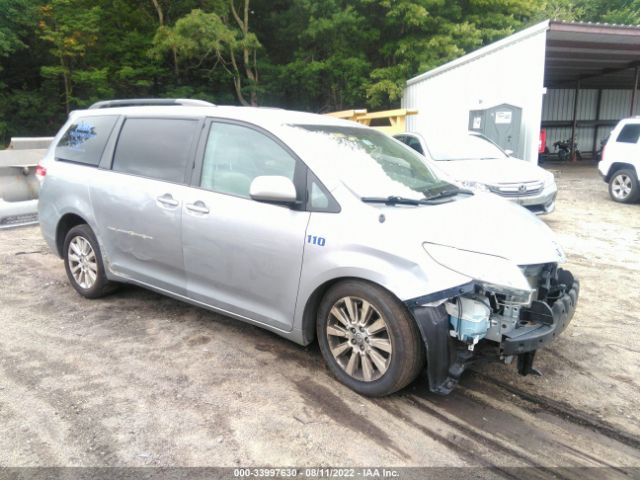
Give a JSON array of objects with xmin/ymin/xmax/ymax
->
[{"xmin": 88, "ymin": 98, "xmax": 215, "ymax": 109}]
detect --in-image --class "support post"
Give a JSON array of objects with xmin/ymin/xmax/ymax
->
[
  {"xmin": 631, "ymin": 66, "xmax": 639, "ymax": 117},
  {"xmin": 592, "ymin": 89, "xmax": 602, "ymax": 159},
  {"xmin": 570, "ymin": 80, "xmax": 580, "ymax": 162}
]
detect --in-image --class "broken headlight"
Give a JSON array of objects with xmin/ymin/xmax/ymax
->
[{"xmin": 423, "ymin": 242, "xmax": 533, "ymax": 303}]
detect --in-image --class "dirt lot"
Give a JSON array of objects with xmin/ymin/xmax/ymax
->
[{"xmin": 1, "ymin": 163, "xmax": 639, "ymax": 474}]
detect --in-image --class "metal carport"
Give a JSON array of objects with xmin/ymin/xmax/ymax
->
[
  {"xmin": 402, "ymin": 20, "xmax": 640, "ymax": 163},
  {"xmin": 543, "ymin": 22, "xmax": 640, "ymax": 160}
]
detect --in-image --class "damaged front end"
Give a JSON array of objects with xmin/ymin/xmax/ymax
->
[{"xmin": 406, "ymin": 263, "xmax": 579, "ymax": 395}]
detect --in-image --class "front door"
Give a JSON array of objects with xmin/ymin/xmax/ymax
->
[
  {"xmin": 91, "ymin": 117, "xmax": 200, "ymax": 295},
  {"xmin": 182, "ymin": 120, "xmax": 310, "ymax": 331}
]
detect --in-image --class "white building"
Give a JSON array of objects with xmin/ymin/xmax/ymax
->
[{"xmin": 402, "ymin": 20, "xmax": 640, "ymax": 163}]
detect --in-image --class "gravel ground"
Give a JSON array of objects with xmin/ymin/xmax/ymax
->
[{"xmin": 0, "ymin": 163, "xmax": 639, "ymax": 474}]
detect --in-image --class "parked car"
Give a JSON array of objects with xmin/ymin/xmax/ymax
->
[
  {"xmin": 394, "ymin": 132, "xmax": 557, "ymax": 215},
  {"xmin": 38, "ymin": 99, "xmax": 579, "ymax": 396},
  {"xmin": 597, "ymin": 117, "xmax": 640, "ymax": 203}
]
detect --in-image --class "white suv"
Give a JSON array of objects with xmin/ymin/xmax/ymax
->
[{"xmin": 598, "ymin": 117, "xmax": 640, "ymax": 203}]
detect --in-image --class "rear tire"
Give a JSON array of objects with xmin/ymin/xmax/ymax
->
[
  {"xmin": 608, "ymin": 169, "xmax": 639, "ymax": 203},
  {"xmin": 63, "ymin": 224, "xmax": 116, "ymax": 298},
  {"xmin": 316, "ymin": 280, "xmax": 425, "ymax": 396}
]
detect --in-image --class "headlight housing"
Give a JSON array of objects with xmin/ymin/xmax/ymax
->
[
  {"xmin": 423, "ymin": 242, "xmax": 533, "ymax": 302},
  {"xmin": 460, "ymin": 180, "xmax": 490, "ymax": 192}
]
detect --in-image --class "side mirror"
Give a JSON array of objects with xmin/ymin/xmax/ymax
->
[
  {"xmin": 505, "ymin": 149, "xmax": 514, "ymax": 157},
  {"xmin": 250, "ymin": 175, "xmax": 297, "ymax": 204}
]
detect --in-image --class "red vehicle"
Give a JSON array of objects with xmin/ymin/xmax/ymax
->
[{"xmin": 539, "ymin": 128, "xmax": 547, "ymax": 154}]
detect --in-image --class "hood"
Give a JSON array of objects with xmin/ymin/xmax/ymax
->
[
  {"xmin": 386, "ymin": 193, "xmax": 564, "ymax": 266},
  {"xmin": 434, "ymin": 158, "xmax": 552, "ymax": 186}
]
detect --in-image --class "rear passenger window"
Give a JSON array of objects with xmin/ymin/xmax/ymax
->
[
  {"xmin": 112, "ymin": 118, "xmax": 198, "ymax": 183},
  {"xmin": 616, "ymin": 124, "xmax": 640, "ymax": 144},
  {"xmin": 56, "ymin": 115, "xmax": 118, "ymax": 166}
]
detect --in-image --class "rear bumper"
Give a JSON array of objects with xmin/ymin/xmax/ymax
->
[
  {"xmin": 0, "ymin": 199, "xmax": 39, "ymax": 229},
  {"xmin": 597, "ymin": 161, "xmax": 609, "ymax": 181},
  {"xmin": 502, "ymin": 277, "xmax": 580, "ymax": 355}
]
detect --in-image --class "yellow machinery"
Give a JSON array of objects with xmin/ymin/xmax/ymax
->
[{"xmin": 325, "ymin": 108, "xmax": 418, "ymax": 135}]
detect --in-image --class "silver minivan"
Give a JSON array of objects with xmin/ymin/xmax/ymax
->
[{"xmin": 38, "ymin": 99, "xmax": 579, "ymax": 396}]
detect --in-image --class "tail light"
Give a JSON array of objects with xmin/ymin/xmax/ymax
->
[{"xmin": 35, "ymin": 161, "xmax": 47, "ymax": 178}]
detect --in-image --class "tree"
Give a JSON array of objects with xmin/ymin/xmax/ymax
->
[
  {"xmin": 0, "ymin": 0, "xmax": 36, "ymax": 58},
  {"xmin": 153, "ymin": 2, "xmax": 261, "ymax": 105},
  {"xmin": 149, "ymin": 0, "xmax": 180, "ymax": 80},
  {"xmin": 365, "ymin": 0, "xmax": 537, "ymax": 107},
  {"xmin": 37, "ymin": 0, "xmax": 103, "ymax": 112},
  {"xmin": 2, "ymin": 0, "xmax": 635, "ymax": 145},
  {"xmin": 537, "ymin": 0, "xmax": 640, "ymax": 23}
]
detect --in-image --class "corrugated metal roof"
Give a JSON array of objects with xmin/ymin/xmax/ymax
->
[
  {"xmin": 549, "ymin": 20, "xmax": 640, "ymax": 30},
  {"xmin": 546, "ymin": 21, "xmax": 640, "ymax": 88}
]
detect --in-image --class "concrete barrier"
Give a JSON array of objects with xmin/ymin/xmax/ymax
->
[{"xmin": 0, "ymin": 137, "xmax": 51, "ymax": 229}]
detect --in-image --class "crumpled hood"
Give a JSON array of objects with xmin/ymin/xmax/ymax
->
[
  {"xmin": 434, "ymin": 158, "xmax": 552, "ymax": 186},
  {"xmin": 387, "ymin": 193, "xmax": 564, "ymax": 265}
]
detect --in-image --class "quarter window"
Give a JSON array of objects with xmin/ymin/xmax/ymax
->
[
  {"xmin": 201, "ymin": 122, "xmax": 297, "ymax": 198},
  {"xmin": 406, "ymin": 136, "xmax": 424, "ymax": 155},
  {"xmin": 112, "ymin": 118, "xmax": 198, "ymax": 183},
  {"xmin": 616, "ymin": 124, "xmax": 640, "ymax": 144},
  {"xmin": 306, "ymin": 171, "xmax": 340, "ymax": 213},
  {"xmin": 56, "ymin": 115, "xmax": 118, "ymax": 166}
]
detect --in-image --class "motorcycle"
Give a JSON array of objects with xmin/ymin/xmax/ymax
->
[{"xmin": 553, "ymin": 139, "xmax": 582, "ymax": 162}]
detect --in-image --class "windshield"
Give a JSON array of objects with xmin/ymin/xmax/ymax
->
[
  {"xmin": 291, "ymin": 125, "xmax": 454, "ymax": 199},
  {"xmin": 425, "ymin": 134, "xmax": 507, "ymax": 161}
]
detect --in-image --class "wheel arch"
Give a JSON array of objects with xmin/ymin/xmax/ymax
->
[
  {"xmin": 299, "ymin": 275, "xmax": 409, "ymax": 346},
  {"xmin": 606, "ymin": 162, "xmax": 637, "ymax": 182},
  {"xmin": 55, "ymin": 213, "xmax": 89, "ymax": 257}
]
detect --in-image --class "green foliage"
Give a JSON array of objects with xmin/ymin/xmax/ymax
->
[
  {"xmin": 537, "ymin": 0, "xmax": 640, "ymax": 23},
  {"xmin": 0, "ymin": 0, "xmax": 637, "ymax": 144},
  {"xmin": 153, "ymin": 4, "xmax": 261, "ymax": 105},
  {"xmin": 0, "ymin": 0, "xmax": 37, "ymax": 57}
]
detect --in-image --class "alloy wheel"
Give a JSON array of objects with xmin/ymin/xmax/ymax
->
[
  {"xmin": 612, "ymin": 174, "xmax": 633, "ymax": 200},
  {"xmin": 67, "ymin": 236, "xmax": 98, "ymax": 289},
  {"xmin": 325, "ymin": 296, "xmax": 392, "ymax": 382}
]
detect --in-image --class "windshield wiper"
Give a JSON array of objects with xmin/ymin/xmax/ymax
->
[
  {"xmin": 422, "ymin": 187, "xmax": 472, "ymax": 201},
  {"xmin": 361, "ymin": 195, "xmax": 427, "ymax": 206},
  {"xmin": 362, "ymin": 188, "xmax": 472, "ymax": 206}
]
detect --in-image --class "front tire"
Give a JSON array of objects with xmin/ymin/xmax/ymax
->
[
  {"xmin": 609, "ymin": 169, "xmax": 639, "ymax": 203},
  {"xmin": 63, "ymin": 224, "xmax": 116, "ymax": 298},
  {"xmin": 316, "ymin": 280, "xmax": 425, "ymax": 396}
]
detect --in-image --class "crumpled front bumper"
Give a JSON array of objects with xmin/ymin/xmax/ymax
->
[
  {"xmin": 502, "ymin": 276, "xmax": 580, "ymax": 355},
  {"xmin": 407, "ymin": 268, "xmax": 580, "ymax": 395}
]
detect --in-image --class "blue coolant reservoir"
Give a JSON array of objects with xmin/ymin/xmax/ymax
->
[{"xmin": 445, "ymin": 296, "xmax": 491, "ymax": 345}]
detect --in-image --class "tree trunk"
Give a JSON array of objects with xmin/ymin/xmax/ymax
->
[
  {"xmin": 230, "ymin": 0, "xmax": 258, "ymax": 106},
  {"xmin": 60, "ymin": 55, "xmax": 71, "ymax": 114},
  {"xmin": 229, "ymin": 49, "xmax": 249, "ymax": 106},
  {"xmin": 151, "ymin": 0, "xmax": 180, "ymax": 81}
]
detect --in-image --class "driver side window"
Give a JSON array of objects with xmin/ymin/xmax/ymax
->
[{"xmin": 201, "ymin": 122, "xmax": 297, "ymax": 198}]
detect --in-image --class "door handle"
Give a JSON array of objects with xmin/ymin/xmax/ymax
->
[
  {"xmin": 157, "ymin": 194, "xmax": 179, "ymax": 208},
  {"xmin": 186, "ymin": 201, "xmax": 210, "ymax": 214}
]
